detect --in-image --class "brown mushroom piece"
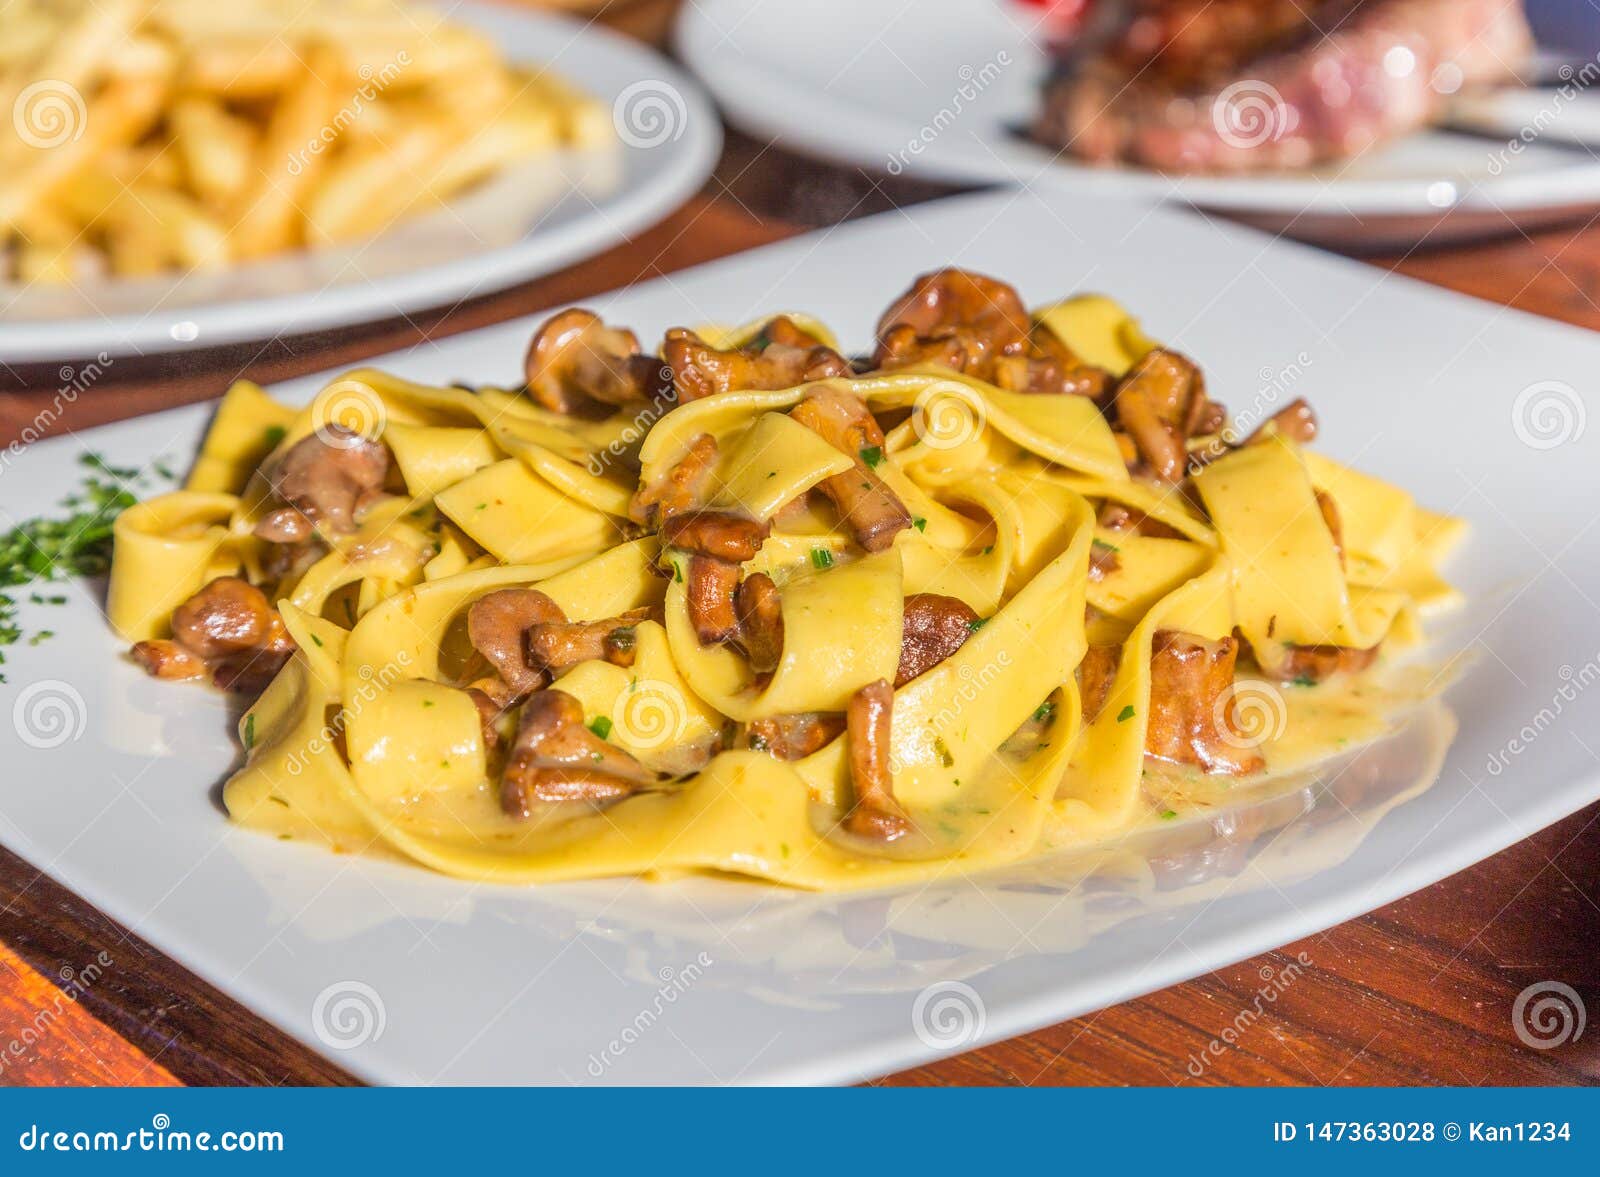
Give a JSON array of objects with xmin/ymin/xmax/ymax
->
[
  {"xmin": 745, "ymin": 711, "xmax": 844, "ymax": 760},
  {"xmin": 990, "ymin": 323, "xmax": 1112, "ymax": 401},
  {"xmin": 133, "ymin": 576, "xmax": 296, "ymax": 693},
  {"xmin": 1097, "ymin": 501, "xmax": 1186, "ymax": 540},
  {"xmin": 524, "ymin": 308, "xmax": 667, "ymax": 414},
  {"xmin": 895, "ymin": 593, "xmax": 980, "ymax": 686},
  {"xmin": 263, "ymin": 426, "xmax": 390, "ymax": 534},
  {"xmin": 171, "ymin": 576, "xmax": 282, "ymax": 659},
  {"xmin": 1078, "ymin": 643, "xmax": 1121, "ymax": 723},
  {"xmin": 1315, "ymin": 489, "xmax": 1344, "ymax": 570},
  {"xmin": 872, "ymin": 268, "xmax": 1031, "ymax": 378},
  {"xmin": 466, "ymin": 587, "xmax": 565, "ymax": 701},
  {"xmin": 1242, "ymin": 397, "xmax": 1318, "ymax": 446},
  {"xmin": 663, "ymin": 325, "xmax": 850, "ymax": 402},
  {"xmin": 1112, "ymin": 349, "xmax": 1219, "ymax": 483},
  {"xmin": 129, "ymin": 639, "xmax": 206, "ymax": 681},
  {"xmin": 685, "ymin": 554, "xmax": 741, "ymax": 646},
  {"xmin": 500, "ymin": 689, "xmax": 657, "ymax": 815},
  {"xmin": 1274, "ymin": 643, "xmax": 1378, "ymax": 685},
  {"xmin": 467, "ymin": 686, "xmax": 508, "ymax": 755},
  {"xmin": 630, "ymin": 432, "xmax": 718, "ymax": 526},
  {"xmin": 526, "ymin": 606, "xmax": 658, "ymax": 675},
  {"xmin": 843, "ymin": 678, "xmax": 912, "ymax": 841},
  {"xmin": 1144, "ymin": 630, "xmax": 1264, "ymax": 776},
  {"xmin": 660, "ymin": 510, "xmax": 770, "ymax": 563},
  {"xmin": 735, "ymin": 572, "xmax": 784, "ymax": 674},
  {"xmin": 789, "ymin": 387, "xmax": 911, "ymax": 553}
]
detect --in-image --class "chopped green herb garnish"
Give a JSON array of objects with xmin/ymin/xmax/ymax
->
[
  {"xmin": 421, "ymin": 698, "xmax": 434, "ymax": 708},
  {"xmin": 1160, "ymin": 809, "xmax": 1178, "ymax": 821},
  {"xmin": 262, "ymin": 425, "xmax": 287, "ymax": 449},
  {"xmin": 310, "ymin": 633, "xmax": 324, "ymax": 648},
  {"xmin": 810, "ymin": 548, "xmax": 834, "ymax": 570},
  {"xmin": 933, "ymin": 736, "xmax": 955, "ymax": 768},
  {"xmin": 1116, "ymin": 705, "xmax": 1136, "ymax": 723},
  {"xmin": 1032, "ymin": 699, "xmax": 1057, "ymax": 725},
  {"xmin": 967, "ymin": 617, "xmax": 989, "ymax": 633},
  {"xmin": 243, "ymin": 714, "xmax": 257, "ymax": 749},
  {"xmin": 1291, "ymin": 673, "xmax": 1317, "ymax": 688},
  {"xmin": 588, "ymin": 716, "xmax": 613, "ymax": 740},
  {"xmin": 673, "ymin": 562, "xmax": 685, "ymax": 583},
  {"xmin": 981, "ymin": 545, "xmax": 993, "ymax": 555},
  {"xmin": 1092, "ymin": 538, "xmax": 1120, "ymax": 553},
  {"xmin": 912, "ymin": 517, "xmax": 927, "ymax": 532},
  {"xmin": 859, "ymin": 445, "xmax": 884, "ymax": 469},
  {"xmin": 28, "ymin": 630, "xmax": 53, "ymax": 646}
]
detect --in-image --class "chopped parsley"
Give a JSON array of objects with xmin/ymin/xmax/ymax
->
[
  {"xmin": 911, "ymin": 517, "xmax": 927, "ymax": 532},
  {"xmin": 1032, "ymin": 699, "xmax": 1057, "ymax": 725},
  {"xmin": 262, "ymin": 425, "xmax": 287, "ymax": 450},
  {"xmin": 1160, "ymin": 809, "xmax": 1178, "ymax": 821},
  {"xmin": 1116, "ymin": 704, "xmax": 1136, "ymax": 723},
  {"xmin": 588, "ymin": 716, "xmax": 613, "ymax": 740},
  {"xmin": 242, "ymin": 713, "xmax": 257, "ymax": 749},
  {"xmin": 933, "ymin": 736, "xmax": 955, "ymax": 768},
  {"xmin": 0, "ymin": 452, "xmax": 167, "ymax": 679},
  {"xmin": 859, "ymin": 445, "xmax": 884, "ymax": 469},
  {"xmin": 809, "ymin": 548, "xmax": 834, "ymax": 570},
  {"xmin": 1290, "ymin": 673, "xmax": 1317, "ymax": 687},
  {"xmin": 1092, "ymin": 538, "xmax": 1120, "ymax": 554},
  {"xmin": 967, "ymin": 617, "xmax": 989, "ymax": 633}
]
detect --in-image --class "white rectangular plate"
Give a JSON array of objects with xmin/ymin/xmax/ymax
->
[{"xmin": 2, "ymin": 190, "xmax": 1597, "ymax": 1085}]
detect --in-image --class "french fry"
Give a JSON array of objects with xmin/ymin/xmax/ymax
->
[
  {"xmin": 225, "ymin": 46, "xmax": 343, "ymax": 259},
  {"xmin": 522, "ymin": 73, "xmax": 612, "ymax": 149},
  {"xmin": 0, "ymin": 73, "xmax": 170, "ymax": 230},
  {"xmin": 304, "ymin": 121, "xmax": 452, "ymax": 244},
  {"xmin": 170, "ymin": 97, "xmax": 256, "ymax": 206}
]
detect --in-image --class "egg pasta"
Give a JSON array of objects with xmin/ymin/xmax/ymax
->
[{"xmin": 108, "ymin": 269, "xmax": 1465, "ymax": 889}]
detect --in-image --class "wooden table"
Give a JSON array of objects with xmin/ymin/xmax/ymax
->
[{"xmin": 3, "ymin": 104, "xmax": 1600, "ymax": 1087}]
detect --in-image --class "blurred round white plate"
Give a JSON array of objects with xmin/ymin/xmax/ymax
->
[
  {"xmin": 677, "ymin": 0, "xmax": 1600, "ymax": 219},
  {"xmin": 0, "ymin": 3, "xmax": 720, "ymax": 364}
]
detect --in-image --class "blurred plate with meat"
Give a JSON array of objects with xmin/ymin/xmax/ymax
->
[{"xmin": 677, "ymin": 0, "xmax": 1600, "ymax": 238}]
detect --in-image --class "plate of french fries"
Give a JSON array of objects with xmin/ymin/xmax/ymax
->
[{"xmin": 0, "ymin": 0, "xmax": 719, "ymax": 361}]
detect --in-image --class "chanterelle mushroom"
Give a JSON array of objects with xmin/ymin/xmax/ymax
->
[
  {"xmin": 1111, "ymin": 349, "xmax": 1220, "ymax": 483},
  {"xmin": 895, "ymin": 593, "xmax": 979, "ymax": 686},
  {"xmin": 872, "ymin": 268, "xmax": 1032, "ymax": 379},
  {"xmin": 664, "ymin": 325, "xmax": 851, "ymax": 402},
  {"xmin": 789, "ymin": 387, "xmax": 911, "ymax": 553},
  {"xmin": 630, "ymin": 433, "xmax": 718, "ymax": 526},
  {"xmin": 735, "ymin": 572, "xmax": 784, "ymax": 674},
  {"xmin": 131, "ymin": 576, "xmax": 296, "ymax": 693},
  {"xmin": 466, "ymin": 588, "xmax": 565, "ymax": 703},
  {"xmin": 262, "ymin": 426, "xmax": 389, "ymax": 535},
  {"xmin": 844, "ymin": 678, "xmax": 911, "ymax": 841},
  {"xmin": 1145, "ymin": 630, "xmax": 1264, "ymax": 776},
  {"xmin": 501, "ymin": 689, "xmax": 658, "ymax": 814},
  {"xmin": 524, "ymin": 308, "xmax": 668, "ymax": 414}
]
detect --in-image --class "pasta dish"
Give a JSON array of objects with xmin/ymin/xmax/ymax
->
[{"xmin": 107, "ymin": 268, "xmax": 1465, "ymax": 888}]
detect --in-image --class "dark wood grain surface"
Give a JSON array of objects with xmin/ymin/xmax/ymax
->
[{"xmin": 1, "ymin": 5, "xmax": 1598, "ymax": 1087}]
